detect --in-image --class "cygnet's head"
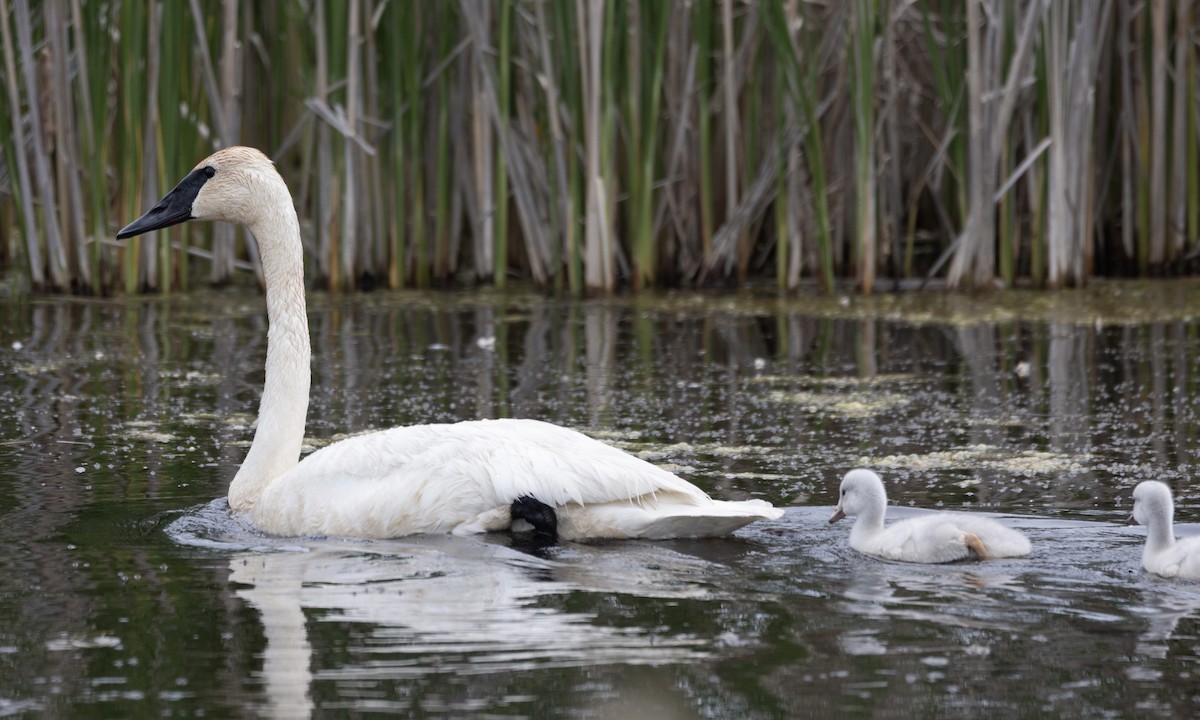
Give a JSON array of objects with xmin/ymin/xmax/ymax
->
[
  {"xmin": 118, "ymin": 147, "xmax": 284, "ymax": 238},
  {"xmin": 829, "ymin": 468, "xmax": 886, "ymax": 524},
  {"xmin": 1130, "ymin": 480, "xmax": 1174, "ymax": 527}
]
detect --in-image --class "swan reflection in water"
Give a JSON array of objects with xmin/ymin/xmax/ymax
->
[{"xmin": 214, "ymin": 522, "xmax": 729, "ymax": 717}]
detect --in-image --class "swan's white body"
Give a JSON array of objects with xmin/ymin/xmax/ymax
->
[
  {"xmin": 1130, "ymin": 481, "xmax": 1200, "ymax": 581},
  {"xmin": 829, "ymin": 469, "xmax": 1031, "ymax": 563},
  {"xmin": 120, "ymin": 147, "xmax": 781, "ymax": 540},
  {"xmin": 254, "ymin": 417, "xmax": 780, "ymax": 540}
]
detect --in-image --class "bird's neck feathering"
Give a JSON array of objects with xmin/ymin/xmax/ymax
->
[
  {"xmin": 849, "ymin": 497, "xmax": 887, "ymax": 544},
  {"xmin": 228, "ymin": 181, "xmax": 311, "ymax": 512},
  {"xmin": 1144, "ymin": 506, "xmax": 1177, "ymax": 556}
]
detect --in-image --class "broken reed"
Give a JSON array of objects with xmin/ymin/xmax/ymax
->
[{"xmin": 0, "ymin": 0, "xmax": 1197, "ymax": 296}]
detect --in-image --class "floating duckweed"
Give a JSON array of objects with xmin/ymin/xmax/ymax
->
[
  {"xmin": 608, "ymin": 441, "xmax": 692, "ymax": 459},
  {"xmin": 127, "ymin": 430, "xmax": 176, "ymax": 444},
  {"xmin": 14, "ymin": 361, "xmax": 67, "ymax": 374},
  {"xmin": 768, "ymin": 390, "xmax": 911, "ymax": 418},
  {"xmin": 586, "ymin": 428, "xmax": 646, "ymax": 441},
  {"xmin": 222, "ymin": 413, "xmax": 256, "ymax": 428},
  {"xmin": 177, "ymin": 371, "xmax": 222, "ymax": 386},
  {"xmin": 723, "ymin": 471, "xmax": 790, "ymax": 481},
  {"xmin": 179, "ymin": 412, "xmax": 222, "ymax": 425},
  {"xmin": 859, "ymin": 445, "xmax": 1088, "ymax": 475},
  {"xmin": 747, "ymin": 373, "xmax": 919, "ymax": 387}
]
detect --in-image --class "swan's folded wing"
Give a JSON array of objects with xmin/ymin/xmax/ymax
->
[
  {"xmin": 477, "ymin": 419, "xmax": 712, "ymax": 506},
  {"xmin": 277, "ymin": 419, "xmax": 709, "ymax": 511},
  {"xmin": 870, "ymin": 518, "xmax": 973, "ymax": 563}
]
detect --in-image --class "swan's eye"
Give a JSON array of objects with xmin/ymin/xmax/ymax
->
[{"xmin": 203, "ymin": 166, "xmax": 216, "ymax": 178}]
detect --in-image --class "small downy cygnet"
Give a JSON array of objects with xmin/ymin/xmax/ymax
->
[
  {"xmin": 1129, "ymin": 480, "xmax": 1200, "ymax": 581},
  {"xmin": 829, "ymin": 468, "xmax": 1031, "ymax": 563}
]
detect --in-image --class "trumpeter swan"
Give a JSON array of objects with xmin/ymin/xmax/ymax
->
[
  {"xmin": 117, "ymin": 146, "xmax": 782, "ymax": 541},
  {"xmin": 1129, "ymin": 481, "xmax": 1200, "ymax": 581},
  {"xmin": 829, "ymin": 469, "xmax": 1031, "ymax": 563}
]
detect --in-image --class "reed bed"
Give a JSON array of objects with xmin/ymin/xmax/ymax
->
[{"xmin": 0, "ymin": 0, "xmax": 1196, "ymax": 295}]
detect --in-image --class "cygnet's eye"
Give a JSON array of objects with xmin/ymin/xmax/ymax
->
[{"xmin": 203, "ymin": 166, "xmax": 216, "ymax": 178}]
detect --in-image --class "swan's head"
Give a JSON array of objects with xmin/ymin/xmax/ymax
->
[
  {"xmin": 1130, "ymin": 480, "xmax": 1174, "ymax": 527},
  {"xmin": 829, "ymin": 468, "xmax": 887, "ymax": 524},
  {"xmin": 117, "ymin": 146, "xmax": 286, "ymax": 239}
]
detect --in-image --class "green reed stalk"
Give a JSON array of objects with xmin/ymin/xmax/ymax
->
[
  {"xmin": 409, "ymin": 8, "xmax": 428, "ymax": 289},
  {"xmin": 922, "ymin": 1, "xmax": 968, "ymax": 230},
  {"xmin": 311, "ymin": 0, "xmax": 333, "ymax": 287},
  {"xmin": 44, "ymin": 0, "xmax": 90, "ymax": 291},
  {"xmin": 118, "ymin": 0, "xmax": 146, "ymax": 294},
  {"xmin": 535, "ymin": 0, "xmax": 576, "ymax": 293},
  {"xmin": 1029, "ymin": 35, "xmax": 1048, "ymax": 287},
  {"xmin": 694, "ymin": 0, "xmax": 715, "ymax": 260},
  {"xmin": 762, "ymin": 0, "xmax": 834, "ymax": 291},
  {"xmin": 630, "ymin": 0, "xmax": 669, "ymax": 288},
  {"xmin": 580, "ymin": 0, "xmax": 616, "ymax": 292},
  {"xmin": 998, "ymin": 135, "xmax": 1015, "ymax": 287},
  {"xmin": 212, "ymin": 0, "xmax": 241, "ymax": 286},
  {"xmin": 1137, "ymin": 118, "xmax": 1150, "ymax": 274},
  {"xmin": 600, "ymin": 0, "xmax": 619, "ymax": 291},
  {"xmin": 141, "ymin": 1, "xmax": 162, "ymax": 292},
  {"xmin": 774, "ymin": 72, "xmax": 788, "ymax": 291},
  {"xmin": 1148, "ymin": 0, "xmax": 1167, "ymax": 267},
  {"xmin": 624, "ymin": 1, "xmax": 642, "ymax": 287},
  {"xmin": 738, "ymin": 35, "xmax": 761, "ymax": 282},
  {"xmin": 159, "ymin": 1, "xmax": 187, "ymax": 292},
  {"xmin": 325, "ymin": 0, "xmax": 347, "ymax": 289},
  {"xmin": 340, "ymin": 0, "xmax": 362, "ymax": 290},
  {"xmin": 997, "ymin": 3, "xmax": 1014, "ymax": 287},
  {"xmin": 551, "ymin": 1, "xmax": 584, "ymax": 293},
  {"xmin": 432, "ymin": 6, "xmax": 454, "ymax": 283},
  {"xmin": 1188, "ymin": 49, "xmax": 1199, "ymax": 252},
  {"xmin": 72, "ymin": 0, "xmax": 105, "ymax": 290},
  {"xmin": 719, "ymin": 0, "xmax": 738, "ymax": 260},
  {"xmin": 385, "ymin": 1, "xmax": 409, "ymax": 289},
  {"xmin": 492, "ymin": 0, "xmax": 512, "ymax": 288},
  {"xmin": 851, "ymin": 0, "xmax": 876, "ymax": 292}
]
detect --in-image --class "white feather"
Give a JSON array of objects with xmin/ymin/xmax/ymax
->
[
  {"xmin": 829, "ymin": 468, "xmax": 1031, "ymax": 563},
  {"xmin": 1130, "ymin": 481, "xmax": 1200, "ymax": 581},
  {"xmin": 134, "ymin": 147, "xmax": 782, "ymax": 540}
]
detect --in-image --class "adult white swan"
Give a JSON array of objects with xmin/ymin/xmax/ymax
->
[
  {"xmin": 1129, "ymin": 481, "xmax": 1200, "ymax": 581},
  {"xmin": 829, "ymin": 468, "xmax": 1031, "ymax": 563},
  {"xmin": 118, "ymin": 146, "xmax": 782, "ymax": 541}
]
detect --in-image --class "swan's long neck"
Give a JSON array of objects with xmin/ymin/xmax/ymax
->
[
  {"xmin": 850, "ymin": 498, "xmax": 887, "ymax": 545},
  {"xmin": 1144, "ymin": 508, "xmax": 1177, "ymax": 558},
  {"xmin": 228, "ymin": 185, "xmax": 310, "ymax": 512}
]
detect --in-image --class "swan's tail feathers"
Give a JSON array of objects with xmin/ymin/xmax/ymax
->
[
  {"xmin": 558, "ymin": 498, "xmax": 784, "ymax": 541},
  {"xmin": 978, "ymin": 525, "xmax": 1032, "ymax": 558}
]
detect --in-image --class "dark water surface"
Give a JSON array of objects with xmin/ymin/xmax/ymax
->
[{"xmin": 2, "ymin": 283, "xmax": 1200, "ymax": 718}]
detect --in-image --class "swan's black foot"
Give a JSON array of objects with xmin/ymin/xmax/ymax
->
[{"xmin": 511, "ymin": 495, "xmax": 558, "ymax": 543}]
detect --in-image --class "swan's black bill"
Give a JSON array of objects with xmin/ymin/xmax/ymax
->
[{"xmin": 116, "ymin": 166, "xmax": 214, "ymax": 239}]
